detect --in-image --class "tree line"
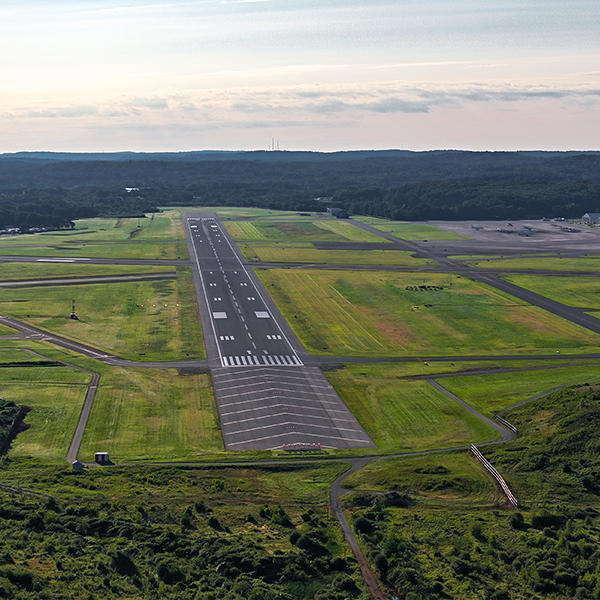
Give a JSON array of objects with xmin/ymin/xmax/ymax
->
[{"xmin": 1, "ymin": 151, "xmax": 599, "ymax": 228}]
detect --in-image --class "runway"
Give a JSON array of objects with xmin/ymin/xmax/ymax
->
[{"xmin": 183, "ymin": 212, "xmax": 374, "ymax": 450}]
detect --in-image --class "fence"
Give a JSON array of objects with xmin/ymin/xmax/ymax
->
[
  {"xmin": 495, "ymin": 414, "xmax": 517, "ymax": 434},
  {"xmin": 471, "ymin": 444, "xmax": 518, "ymax": 507}
]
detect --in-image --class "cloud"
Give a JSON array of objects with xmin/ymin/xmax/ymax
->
[{"xmin": 2, "ymin": 80, "xmax": 600, "ymax": 126}]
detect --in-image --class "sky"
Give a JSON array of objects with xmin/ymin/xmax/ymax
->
[{"xmin": 1, "ymin": 0, "xmax": 599, "ymax": 152}]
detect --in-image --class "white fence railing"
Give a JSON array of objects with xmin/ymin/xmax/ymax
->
[
  {"xmin": 494, "ymin": 414, "xmax": 517, "ymax": 434},
  {"xmin": 471, "ymin": 444, "xmax": 518, "ymax": 507}
]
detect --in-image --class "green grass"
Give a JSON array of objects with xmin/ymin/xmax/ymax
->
[
  {"xmin": 78, "ymin": 367, "xmax": 223, "ymax": 462},
  {"xmin": 0, "ymin": 460, "xmax": 350, "ymax": 507},
  {"xmin": 485, "ymin": 385, "xmax": 600, "ymax": 504},
  {"xmin": 0, "ymin": 365, "xmax": 91, "ymax": 461},
  {"xmin": 256, "ymin": 268, "xmax": 600, "ymax": 356},
  {"xmin": 467, "ymin": 256, "xmax": 600, "ymax": 271},
  {"xmin": 0, "ymin": 263, "xmax": 176, "ymax": 281},
  {"xmin": 0, "ymin": 277, "xmax": 205, "ymax": 361},
  {"xmin": 240, "ymin": 243, "xmax": 437, "ymax": 266},
  {"xmin": 354, "ymin": 219, "xmax": 470, "ymax": 241},
  {"xmin": 0, "ymin": 242, "xmax": 188, "ymax": 260},
  {"xmin": 0, "ymin": 323, "xmax": 17, "ymax": 335},
  {"xmin": 342, "ymin": 451, "xmax": 503, "ymax": 506},
  {"xmin": 502, "ymin": 274, "xmax": 600, "ymax": 308},
  {"xmin": 224, "ymin": 220, "xmax": 385, "ymax": 242},
  {"xmin": 165, "ymin": 206, "xmax": 301, "ymax": 219},
  {"xmin": 310, "ymin": 220, "xmax": 390, "ymax": 242},
  {"xmin": 0, "ymin": 349, "xmax": 47, "ymax": 363},
  {"xmin": 0, "ymin": 214, "xmax": 185, "ymax": 245},
  {"xmin": 0, "ymin": 213, "xmax": 188, "ymax": 259},
  {"xmin": 326, "ymin": 365, "xmax": 499, "ymax": 453},
  {"xmin": 438, "ymin": 366, "xmax": 597, "ymax": 417}
]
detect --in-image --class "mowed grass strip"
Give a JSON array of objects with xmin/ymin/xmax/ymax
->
[
  {"xmin": 502, "ymin": 274, "xmax": 600, "ymax": 308},
  {"xmin": 79, "ymin": 368, "xmax": 223, "ymax": 462},
  {"xmin": 438, "ymin": 366, "xmax": 597, "ymax": 417},
  {"xmin": 240, "ymin": 244, "xmax": 437, "ymax": 266},
  {"xmin": 169, "ymin": 206, "xmax": 299, "ymax": 219},
  {"xmin": 257, "ymin": 269, "xmax": 600, "ymax": 356},
  {"xmin": 467, "ymin": 257, "xmax": 600, "ymax": 271},
  {"xmin": 0, "ymin": 349, "xmax": 45, "ymax": 363},
  {"xmin": 0, "ymin": 215, "xmax": 185, "ymax": 246},
  {"xmin": 224, "ymin": 220, "xmax": 384, "ymax": 242},
  {"xmin": 0, "ymin": 263, "xmax": 176, "ymax": 281},
  {"xmin": 0, "ymin": 242, "xmax": 189, "ymax": 260},
  {"xmin": 312, "ymin": 220, "xmax": 390, "ymax": 242},
  {"xmin": 325, "ymin": 369, "xmax": 499, "ymax": 453},
  {"xmin": 1, "ymin": 366, "xmax": 91, "ymax": 462},
  {"xmin": 0, "ymin": 277, "xmax": 205, "ymax": 361},
  {"xmin": 342, "ymin": 452, "xmax": 503, "ymax": 506},
  {"xmin": 358, "ymin": 220, "xmax": 470, "ymax": 241}
]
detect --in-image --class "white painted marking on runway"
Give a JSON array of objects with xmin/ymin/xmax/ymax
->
[
  {"xmin": 255, "ymin": 311, "xmax": 270, "ymax": 319},
  {"xmin": 213, "ymin": 312, "xmax": 227, "ymax": 319}
]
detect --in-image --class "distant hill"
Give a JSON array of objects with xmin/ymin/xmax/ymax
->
[{"xmin": 1, "ymin": 150, "xmax": 599, "ymax": 225}]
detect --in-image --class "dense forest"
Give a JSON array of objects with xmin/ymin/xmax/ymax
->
[{"xmin": 1, "ymin": 150, "xmax": 599, "ymax": 229}]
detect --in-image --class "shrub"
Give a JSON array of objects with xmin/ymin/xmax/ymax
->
[
  {"xmin": 157, "ymin": 561, "xmax": 184, "ymax": 585},
  {"xmin": 111, "ymin": 550, "xmax": 137, "ymax": 576},
  {"xmin": 354, "ymin": 517, "xmax": 373, "ymax": 534}
]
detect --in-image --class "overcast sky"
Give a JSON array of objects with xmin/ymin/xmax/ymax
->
[{"xmin": 1, "ymin": 0, "xmax": 599, "ymax": 152}]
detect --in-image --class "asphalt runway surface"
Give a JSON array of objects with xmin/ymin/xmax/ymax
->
[{"xmin": 183, "ymin": 212, "xmax": 375, "ymax": 450}]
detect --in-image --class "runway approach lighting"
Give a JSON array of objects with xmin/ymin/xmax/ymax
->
[{"xmin": 70, "ymin": 300, "xmax": 78, "ymax": 321}]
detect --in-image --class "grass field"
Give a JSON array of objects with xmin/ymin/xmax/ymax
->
[
  {"xmin": 0, "ymin": 214, "xmax": 185, "ymax": 245},
  {"xmin": 165, "ymin": 206, "xmax": 302, "ymax": 219},
  {"xmin": 0, "ymin": 349, "xmax": 46, "ymax": 362},
  {"xmin": 0, "ymin": 263, "xmax": 176, "ymax": 281},
  {"xmin": 354, "ymin": 219, "xmax": 470, "ymax": 241},
  {"xmin": 0, "ymin": 277, "xmax": 204, "ymax": 361},
  {"xmin": 342, "ymin": 451, "xmax": 503, "ymax": 506},
  {"xmin": 502, "ymin": 274, "xmax": 600, "ymax": 308},
  {"xmin": 0, "ymin": 363, "xmax": 91, "ymax": 461},
  {"xmin": 437, "ymin": 365, "xmax": 598, "ymax": 417},
  {"xmin": 0, "ymin": 242, "xmax": 188, "ymax": 260},
  {"xmin": 239, "ymin": 243, "xmax": 437, "ymax": 266},
  {"xmin": 0, "ymin": 323, "xmax": 17, "ymax": 335},
  {"xmin": 326, "ymin": 367, "xmax": 499, "ymax": 453},
  {"xmin": 224, "ymin": 219, "xmax": 386, "ymax": 242},
  {"xmin": 256, "ymin": 268, "xmax": 600, "ymax": 356},
  {"xmin": 0, "ymin": 213, "xmax": 188, "ymax": 260},
  {"xmin": 466, "ymin": 257, "xmax": 600, "ymax": 271},
  {"xmin": 78, "ymin": 367, "xmax": 223, "ymax": 462}
]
